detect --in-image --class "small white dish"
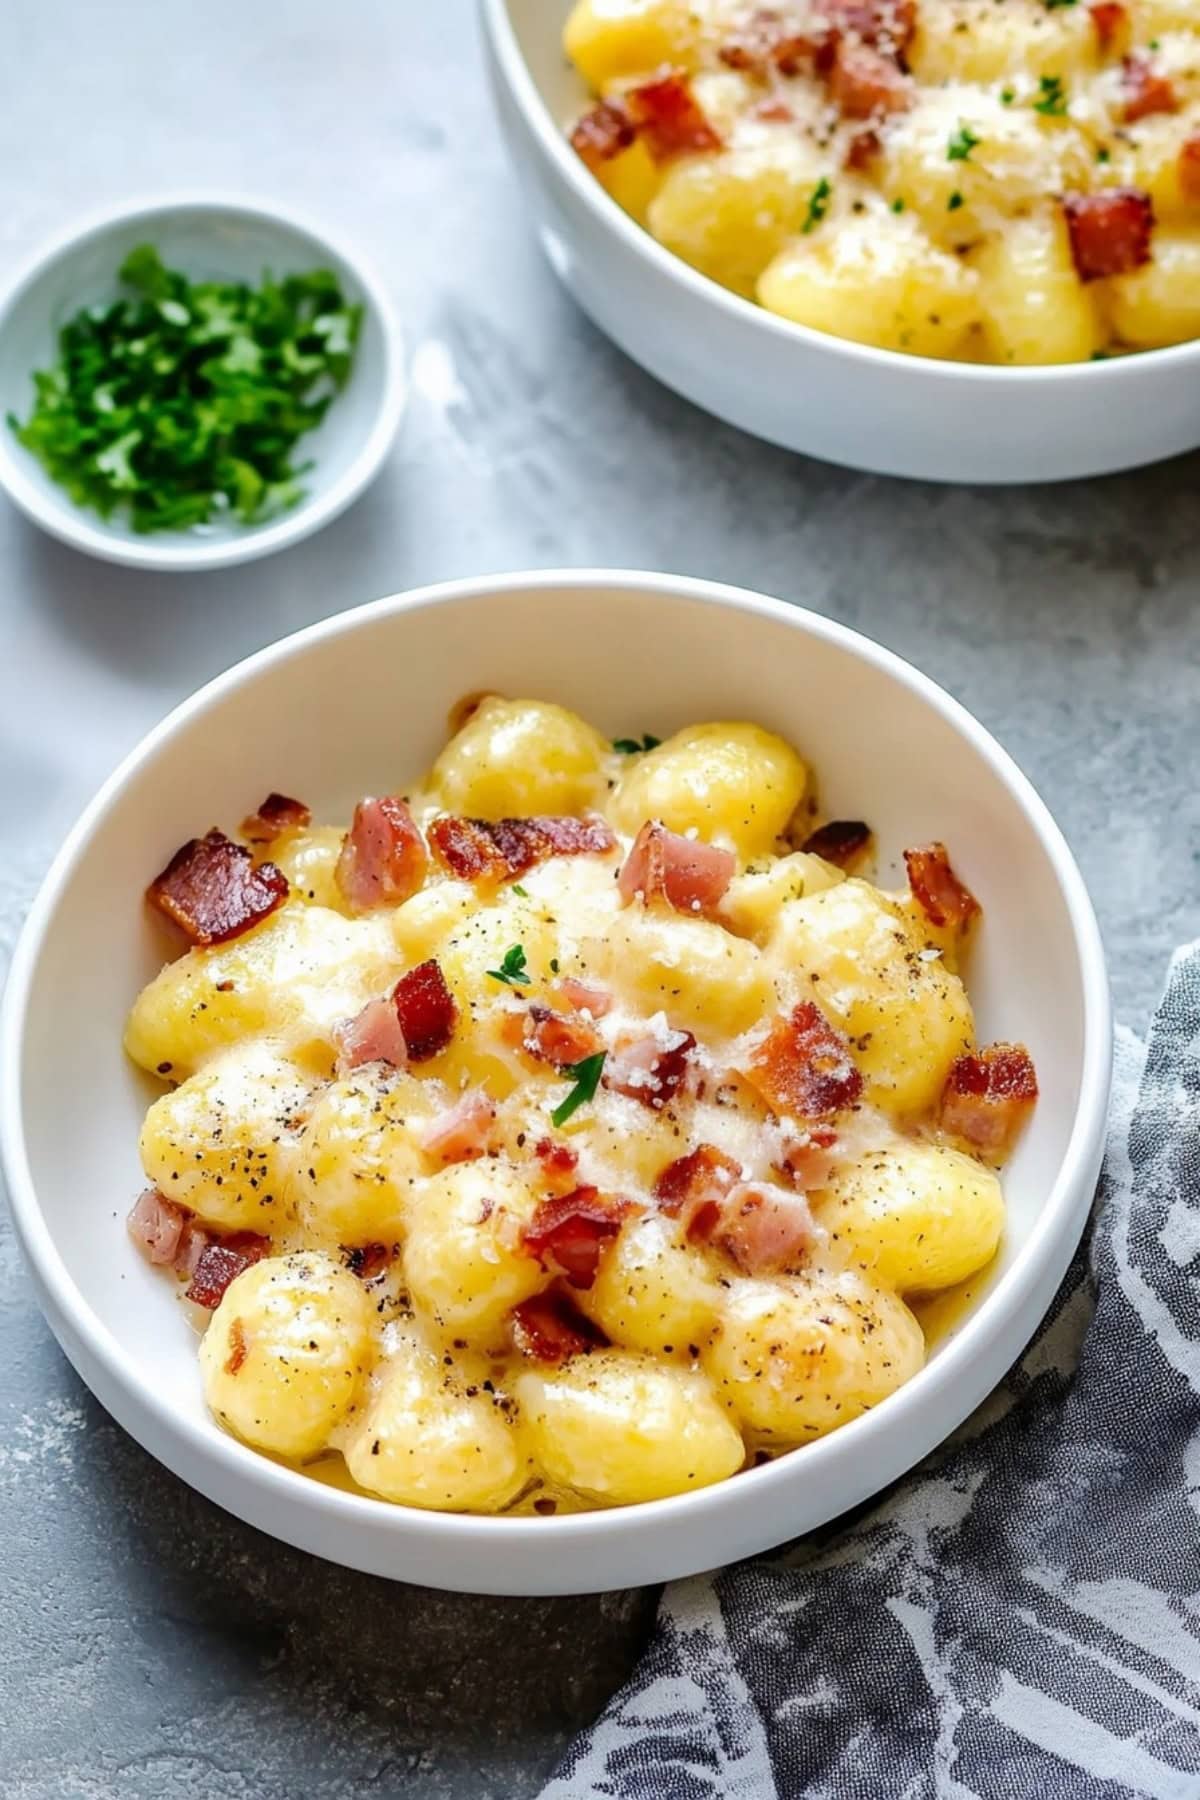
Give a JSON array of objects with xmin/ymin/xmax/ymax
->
[
  {"xmin": 0, "ymin": 194, "xmax": 406, "ymax": 571},
  {"xmin": 0, "ymin": 569, "xmax": 1111, "ymax": 1594},
  {"xmin": 480, "ymin": 0, "xmax": 1200, "ymax": 485}
]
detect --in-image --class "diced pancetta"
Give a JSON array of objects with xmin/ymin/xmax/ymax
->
[
  {"xmin": 570, "ymin": 101, "xmax": 636, "ymax": 173},
  {"xmin": 428, "ymin": 813, "xmax": 615, "ymax": 883},
  {"xmin": 820, "ymin": 0, "xmax": 915, "ymax": 52},
  {"xmin": 533, "ymin": 1137, "xmax": 581, "ymax": 1195},
  {"xmin": 1121, "ymin": 52, "xmax": 1178, "ymax": 124},
  {"xmin": 617, "ymin": 821, "xmax": 735, "ymax": 916},
  {"xmin": 903, "ymin": 842, "xmax": 980, "ymax": 930},
  {"xmin": 556, "ymin": 977, "xmax": 613, "ymax": 1019},
  {"xmin": 336, "ymin": 797, "xmax": 428, "ymax": 913},
  {"xmin": 421, "ymin": 1090, "xmax": 497, "ymax": 1163},
  {"xmin": 1063, "ymin": 189, "xmax": 1154, "ymax": 282},
  {"xmin": 653, "ymin": 1143, "xmax": 741, "ymax": 1239},
  {"xmin": 127, "ymin": 1188, "xmax": 189, "ymax": 1266},
  {"xmin": 776, "ymin": 1122, "xmax": 840, "ymax": 1191},
  {"xmin": 719, "ymin": 9, "xmax": 818, "ymax": 76},
  {"xmin": 392, "ymin": 960, "xmax": 458, "ymax": 1063},
  {"xmin": 707, "ymin": 1182, "xmax": 817, "ymax": 1275},
  {"xmin": 147, "ymin": 829, "xmax": 288, "ymax": 947},
  {"xmin": 845, "ymin": 127, "xmax": 882, "ymax": 171},
  {"xmin": 333, "ymin": 996, "xmax": 408, "ymax": 1072},
  {"xmin": 624, "ymin": 69, "xmax": 723, "ymax": 161},
  {"xmin": 521, "ymin": 1187, "xmax": 631, "ymax": 1289},
  {"xmin": 604, "ymin": 1025, "xmax": 696, "ymax": 1111},
  {"xmin": 511, "ymin": 1288, "xmax": 608, "ymax": 1362},
  {"xmin": 744, "ymin": 1001, "xmax": 863, "ymax": 1120},
  {"xmin": 1089, "ymin": 1, "xmax": 1127, "ymax": 53},
  {"xmin": 240, "ymin": 792, "xmax": 311, "ymax": 843},
  {"xmin": 800, "ymin": 819, "xmax": 872, "ymax": 868},
  {"xmin": 941, "ymin": 1042, "xmax": 1038, "ymax": 1159},
  {"xmin": 186, "ymin": 1233, "xmax": 269, "ymax": 1310},
  {"xmin": 828, "ymin": 39, "xmax": 912, "ymax": 118},
  {"xmin": 522, "ymin": 1004, "xmax": 604, "ymax": 1071}
]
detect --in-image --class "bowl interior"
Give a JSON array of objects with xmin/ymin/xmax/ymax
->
[
  {"xmin": 502, "ymin": 0, "xmax": 582, "ymax": 124},
  {"xmin": 9, "ymin": 575, "xmax": 1093, "ymax": 1516},
  {"xmin": 0, "ymin": 201, "xmax": 395, "ymax": 559}
]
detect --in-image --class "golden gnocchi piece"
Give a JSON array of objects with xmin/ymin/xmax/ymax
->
[
  {"xmin": 718, "ymin": 850, "xmax": 845, "ymax": 944},
  {"xmin": 768, "ymin": 879, "xmax": 975, "ymax": 1116},
  {"xmin": 703, "ymin": 1271, "xmax": 925, "ymax": 1442},
  {"xmin": 292, "ymin": 1069, "xmax": 437, "ymax": 1248},
  {"xmin": 199, "ymin": 1252, "xmax": 374, "ymax": 1459},
  {"xmin": 426, "ymin": 696, "xmax": 609, "ymax": 821},
  {"xmin": 581, "ymin": 1212, "xmax": 721, "ymax": 1355},
  {"xmin": 516, "ymin": 1350, "xmax": 744, "ymax": 1504},
  {"xmin": 973, "ymin": 209, "xmax": 1104, "ymax": 365},
  {"xmin": 342, "ymin": 1329, "xmax": 526, "ymax": 1511},
  {"xmin": 563, "ymin": 0, "xmax": 711, "ymax": 88},
  {"xmin": 263, "ymin": 825, "xmax": 350, "ymax": 914},
  {"xmin": 909, "ymin": 1, "xmax": 1097, "ymax": 83},
  {"xmin": 139, "ymin": 1043, "xmax": 311, "ymax": 1233},
  {"xmin": 403, "ymin": 1160, "xmax": 546, "ymax": 1343},
  {"xmin": 584, "ymin": 904, "xmax": 773, "ymax": 1037},
  {"xmin": 814, "ymin": 1142, "xmax": 1005, "ymax": 1293},
  {"xmin": 1106, "ymin": 228, "xmax": 1200, "ymax": 349},
  {"xmin": 609, "ymin": 721, "xmax": 806, "ymax": 858}
]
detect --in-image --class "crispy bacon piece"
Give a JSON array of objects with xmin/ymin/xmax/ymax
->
[
  {"xmin": 845, "ymin": 127, "xmax": 882, "ymax": 171},
  {"xmin": 522, "ymin": 1004, "xmax": 604, "ymax": 1071},
  {"xmin": 1121, "ymin": 53, "xmax": 1178, "ymax": 124},
  {"xmin": 422, "ymin": 1090, "xmax": 498, "ymax": 1164},
  {"xmin": 604, "ymin": 1026, "xmax": 696, "ymax": 1111},
  {"xmin": 186, "ymin": 1233, "xmax": 269, "ymax": 1310},
  {"xmin": 801, "ymin": 819, "xmax": 873, "ymax": 868},
  {"xmin": 777, "ymin": 1122, "xmax": 840, "ymax": 1191},
  {"xmin": 429, "ymin": 813, "xmax": 616, "ymax": 883},
  {"xmin": 533, "ymin": 1137, "xmax": 580, "ymax": 1195},
  {"xmin": 1179, "ymin": 136, "xmax": 1200, "ymax": 205},
  {"xmin": 625, "ymin": 69, "xmax": 723, "ymax": 162},
  {"xmin": 522, "ymin": 1187, "xmax": 630, "ymax": 1289},
  {"xmin": 336, "ymin": 797, "xmax": 428, "ymax": 913},
  {"xmin": 241, "ymin": 792, "xmax": 311, "ymax": 843},
  {"xmin": 745, "ymin": 1001, "xmax": 863, "ymax": 1121},
  {"xmin": 756, "ymin": 99, "xmax": 797, "ymax": 121},
  {"xmin": 903, "ymin": 842, "xmax": 980, "ymax": 931},
  {"xmin": 941, "ymin": 1043, "xmax": 1038, "ymax": 1160},
  {"xmin": 557, "ymin": 977, "xmax": 612, "ymax": 1019},
  {"xmin": 617, "ymin": 821, "xmax": 735, "ymax": 916},
  {"xmin": 710, "ymin": 1182, "xmax": 817, "ymax": 1275},
  {"xmin": 828, "ymin": 39, "xmax": 912, "ymax": 118},
  {"xmin": 1089, "ymin": 1, "xmax": 1127, "ymax": 53},
  {"xmin": 127, "ymin": 1188, "xmax": 189, "ymax": 1266},
  {"xmin": 511, "ymin": 1288, "xmax": 608, "ymax": 1362},
  {"xmin": 333, "ymin": 996, "xmax": 408, "ymax": 1072},
  {"xmin": 654, "ymin": 1144, "xmax": 741, "ymax": 1241},
  {"xmin": 344, "ymin": 1242, "xmax": 393, "ymax": 1280},
  {"xmin": 570, "ymin": 100, "xmax": 636, "ymax": 173},
  {"xmin": 147, "ymin": 829, "xmax": 288, "ymax": 947},
  {"xmin": 392, "ymin": 960, "xmax": 457, "ymax": 1063},
  {"xmin": 719, "ymin": 8, "xmax": 818, "ymax": 76},
  {"xmin": 821, "ymin": 0, "xmax": 916, "ymax": 55},
  {"xmin": 1063, "ymin": 189, "xmax": 1154, "ymax": 282}
]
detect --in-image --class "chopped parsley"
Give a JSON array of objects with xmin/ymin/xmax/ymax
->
[
  {"xmin": 612, "ymin": 734, "xmax": 661, "ymax": 754},
  {"xmin": 947, "ymin": 191, "xmax": 965, "ymax": 212},
  {"xmin": 1033, "ymin": 75, "xmax": 1069, "ymax": 116},
  {"xmin": 550, "ymin": 1052, "xmax": 607, "ymax": 1128},
  {"xmin": 802, "ymin": 178, "xmax": 833, "ymax": 234},
  {"xmin": 1000, "ymin": 85, "xmax": 1015, "ymax": 105},
  {"xmin": 511, "ymin": 883, "xmax": 529, "ymax": 898},
  {"xmin": 891, "ymin": 197, "xmax": 906, "ymax": 213},
  {"xmin": 1043, "ymin": 0, "xmax": 1077, "ymax": 9},
  {"xmin": 487, "ymin": 944, "xmax": 531, "ymax": 987},
  {"xmin": 1096, "ymin": 146, "xmax": 1111, "ymax": 163},
  {"xmin": 7, "ymin": 244, "xmax": 361, "ymax": 534},
  {"xmin": 947, "ymin": 124, "xmax": 981, "ymax": 162}
]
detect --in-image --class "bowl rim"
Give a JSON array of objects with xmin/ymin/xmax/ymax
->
[
  {"xmin": 0, "ymin": 568, "xmax": 1112, "ymax": 1557},
  {"xmin": 0, "ymin": 190, "xmax": 407, "ymax": 573},
  {"xmin": 479, "ymin": 0, "xmax": 1200, "ymax": 385}
]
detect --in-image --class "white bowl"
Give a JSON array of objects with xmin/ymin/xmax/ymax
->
[
  {"xmin": 0, "ymin": 570, "xmax": 1111, "ymax": 1594},
  {"xmin": 481, "ymin": 0, "xmax": 1200, "ymax": 485},
  {"xmin": 0, "ymin": 194, "xmax": 406, "ymax": 571}
]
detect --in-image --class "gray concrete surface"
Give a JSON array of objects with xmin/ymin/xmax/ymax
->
[{"xmin": 0, "ymin": 2, "xmax": 1197, "ymax": 1794}]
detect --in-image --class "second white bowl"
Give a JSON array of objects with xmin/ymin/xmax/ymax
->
[{"xmin": 481, "ymin": 0, "xmax": 1200, "ymax": 484}]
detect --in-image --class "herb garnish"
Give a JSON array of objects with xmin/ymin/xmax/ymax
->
[
  {"xmin": 511, "ymin": 884, "xmax": 529, "ymax": 898},
  {"xmin": 802, "ymin": 178, "xmax": 833, "ymax": 234},
  {"xmin": 7, "ymin": 245, "xmax": 361, "ymax": 534},
  {"xmin": 1044, "ymin": 0, "xmax": 1077, "ymax": 9},
  {"xmin": 947, "ymin": 124, "xmax": 981, "ymax": 161},
  {"xmin": 612, "ymin": 734, "xmax": 662, "ymax": 754},
  {"xmin": 550, "ymin": 1052, "xmax": 607, "ymax": 1127},
  {"xmin": 947, "ymin": 191, "xmax": 965, "ymax": 211},
  {"xmin": 487, "ymin": 944, "xmax": 531, "ymax": 986},
  {"xmin": 1033, "ymin": 75, "xmax": 1069, "ymax": 115}
]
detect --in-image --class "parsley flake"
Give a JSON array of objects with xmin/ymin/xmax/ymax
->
[
  {"xmin": 1043, "ymin": 0, "xmax": 1077, "ymax": 9},
  {"xmin": 487, "ymin": 944, "xmax": 531, "ymax": 987},
  {"xmin": 1033, "ymin": 75, "xmax": 1069, "ymax": 116},
  {"xmin": 891, "ymin": 197, "xmax": 906, "ymax": 213},
  {"xmin": 612, "ymin": 734, "xmax": 661, "ymax": 754},
  {"xmin": 1000, "ymin": 85, "xmax": 1015, "ymax": 105},
  {"xmin": 947, "ymin": 124, "xmax": 981, "ymax": 162},
  {"xmin": 947, "ymin": 191, "xmax": 965, "ymax": 211},
  {"xmin": 802, "ymin": 178, "xmax": 833, "ymax": 234},
  {"xmin": 511, "ymin": 884, "xmax": 529, "ymax": 898},
  {"xmin": 550, "ymin": 1052, "xmax": 607, "ymax": 1128}
]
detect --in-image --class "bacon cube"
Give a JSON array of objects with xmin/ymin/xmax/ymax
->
[
  {"xmin": 744, "ymin": 1001, "xmax": 863, "ymax": 1121},
  {"xmin": 1063, "ymin": 189, "xmax": 1154, "ymax": 282},
  {"xmin": 147, "ymin": 829, "xmax": 288, "ymax": 947}
]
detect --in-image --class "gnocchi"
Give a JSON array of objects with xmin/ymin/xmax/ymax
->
[
  {"xmin": 565, "ymin": 0, "xmax": 1200, "ymax": 362},
  {"xmin": 127, "ymin": 697, "xmax": 1035, "ymax": 1514}
]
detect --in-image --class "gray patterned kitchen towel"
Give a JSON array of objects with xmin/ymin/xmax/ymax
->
[{"xmin": 541, "ymin": 944, "xmax": 1200, "ymax": 1800}]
